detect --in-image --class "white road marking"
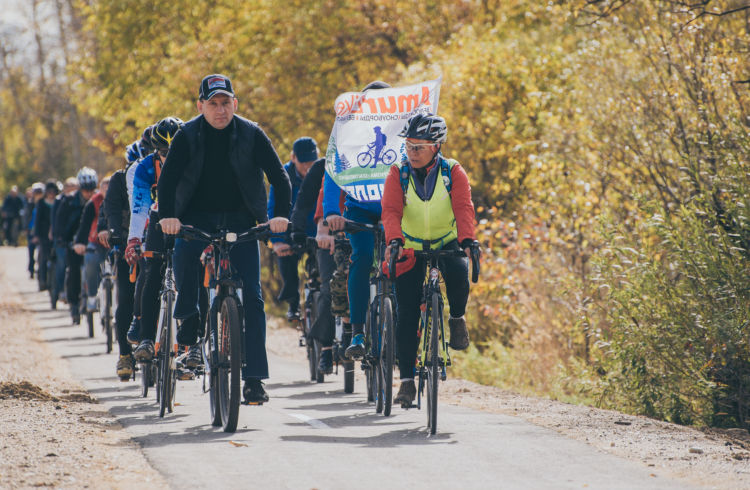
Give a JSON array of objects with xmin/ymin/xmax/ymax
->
[{"xmin": 287, "ymin": 412, "xmax": 331, "ymax": 429}]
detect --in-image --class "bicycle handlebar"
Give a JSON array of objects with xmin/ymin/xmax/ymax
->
[
  {"xmin": 412, "ymin": 244, "xmax": 481, "ymax": 284},
  {"xmin": 177, "ymin": 223, "xmax": 272, "ymax": 245}
]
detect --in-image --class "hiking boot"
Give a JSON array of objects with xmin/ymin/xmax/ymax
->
[
  {"xmin": 345, "ymin": 333, "xmax": 365, "ymax": 360},
  {"xmin": 448, "ymin": 316, "xmax": 470, "ymax": 351},
  {"xmin": 394, "ymin": 379, "xmax": 417, "ymax": 408},
  {"xmin": 286, "ymin": 305, "xmax": 300, "ymax": 322},
  {"xmin": 126, "ymin": 318, "xmax": 141, "ymax": 345},
  {"xmin": 184, "ymin": 344, "xmax": 203, "ymax": 369},
  {"xmin": 133, "ymin": 339, "xmax": 155, "ymax": 362},
  {"xmin": 243, "ymin": 379, "xmax": 269, "ymax": 404},
  {"xmin": 116, "ymin": 354, "xmax": 134, "ymax": 381},
  {"xmin": 318, "ymin": 348, "xmax": 333, "ymax": 375}
]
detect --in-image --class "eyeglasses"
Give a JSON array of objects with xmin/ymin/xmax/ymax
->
[{"xmin": 405, "ymin": 142, "xmax": 436, "ymax": 153}]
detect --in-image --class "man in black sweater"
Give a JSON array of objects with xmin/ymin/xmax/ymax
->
[{"xmin": 158, "ymin": 74, "xmax": 291, "ymax": 403}]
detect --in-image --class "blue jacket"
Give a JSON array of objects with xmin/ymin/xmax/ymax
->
[
  {"xmin": 268, "ymin": 161, "xmax": 316, "ymax": 242},
  {"xmin": 128, "ymin": 152, "xmax": 159, "ymax": 241}
]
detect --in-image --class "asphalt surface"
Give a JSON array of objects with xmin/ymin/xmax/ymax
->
[{"xmin": 13, "ymin": 248, "xmax": 700, "ymax": 490}]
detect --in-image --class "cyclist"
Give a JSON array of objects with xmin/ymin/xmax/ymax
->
[
  {"xmin": 126, "ymin": 118, "xmax": 186, "ymax": 366},
  {"xmin": 324, "ymin": 80, "xmax": 391, "ymax": 360},
  {"xmin": 100, "ymin": 140, "xmax": 147, "ymax": 380},
  {"xmin": 50, "ymin": 177, "xmax": 79, "ymax": 307},
  {"xmin": 2, "ymin": 185, "xmax": 24, "ymax": 246},
  {"xmin": 55, "ymin": 168, "xmax": 98, "ymax": 324},
  {"xmin": 290, "ymin": 156, "xmax": 347, "ymax": 375},
  {"xmin": 124, "ymin": 129, "xmax": 155, "ymax": 344},
  {"xmin": 34, "ymin": 181, "xmax": 60, "ymax": 291},
  {"xmin": 73, "ymin": 176, "xmax": 110, "ymax": 314},
  {"xmin": 381, "ymin": 113, "xmax": 477, "ymax": 408},
  {"xmin": 157, "ymin": 74, "xmax": 291, "ymax": 404},
  {"xmin": 268, "ymin": 136, "xmax": 318, "ymax": 322},
  {"xmin": 25, "ymin": 183, "xmax": 45, "ymax": 278}
]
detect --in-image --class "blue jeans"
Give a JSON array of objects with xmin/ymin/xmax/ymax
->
[
  {"xmin": 343, "ymin": 206, "xmax": 379, "ymax": 326},
  {"xmin": 84, "ymin": 244, "xmax": 106, "ymax": 300},
  {"xmin": 276, "ymin": 253, "xmax": 300, "ymax": 310},
  {"xmin": 173, "ymin": 212, "xmax": 268, "ymax": 380}
]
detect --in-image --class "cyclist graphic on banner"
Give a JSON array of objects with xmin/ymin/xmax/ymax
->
[{"xmin": 325, "ymin": 78, "xmax": 441, "ymax": 203}]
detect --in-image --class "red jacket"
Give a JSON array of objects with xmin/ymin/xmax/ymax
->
[
  {"xmin": 381, "ymin": 160, "xmax": 476, "ymax": 246},
  {"xmin": 87, "ymin": 192, "xmax": 104, "ymax": 244}
]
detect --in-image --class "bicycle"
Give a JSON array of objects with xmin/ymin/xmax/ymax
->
[
  {"xmin": 338, "ymin": 219, "xmax": 398, "ymax": 416},
  {"xmin": 413, "ymin": 242, "xmax": 480, "ymax": 435},
  {"xmin": 180, "ymin": 223, "xmax": 271, "ymax": 433},
  {"xmin": 356, "ymin": 143, "xmax": 397, "ymax": 168},
  {"xmin": 98, "ymin": 239, "xmax": 121, "ymax": 354},
  {"xmin": 290, "ymin": 236, "xmax": 324, "ymax": 383}
]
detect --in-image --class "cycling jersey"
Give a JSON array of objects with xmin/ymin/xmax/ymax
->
[{"xmin": 128, "ymin": 153, "xmax": 161, "ymax": 241}]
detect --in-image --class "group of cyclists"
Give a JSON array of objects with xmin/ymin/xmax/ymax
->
[{"xmin": 17, "ymin": 73, "xmax": 480, "ymax": 416}]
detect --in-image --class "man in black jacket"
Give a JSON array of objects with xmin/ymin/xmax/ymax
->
[
  {"xmin": 158, "ymin": 74, "xmax": 291, "ymax": 403},
  {"xmin": 2, "ymin": 186, "xmax": 24, "ymax": 246},
  {"xmin": 34, "ymin": 181, "xmax": 60, "ymax": 291},
  {"xmin": 55, "ymin": 168, "xmax": 98, "ymax": 324}
]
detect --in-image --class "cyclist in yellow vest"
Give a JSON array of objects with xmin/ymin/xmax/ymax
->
[{"xmin": 381, "ymin": 113, "xmax": 478, "ymax": 408}]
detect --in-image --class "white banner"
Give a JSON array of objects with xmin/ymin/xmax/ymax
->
[{"xmin": 325, "ymin": 78, "xmax": 442, "ymax": 202}]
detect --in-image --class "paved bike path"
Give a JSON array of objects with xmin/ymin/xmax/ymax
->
[{"xmin": 22, "ymin": 270, "xmax": 698, "ymax": 489}]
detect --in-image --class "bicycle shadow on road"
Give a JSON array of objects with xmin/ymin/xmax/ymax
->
[
  {"xmin": 281, "ymin": 427, "xmax": 456, "ymax": 448},
  {"xmin": 131, "ymin": 424, "xmax": 259, "ymax": 448}
]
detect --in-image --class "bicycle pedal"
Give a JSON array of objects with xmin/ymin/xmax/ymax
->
[{"xmin": 242, "ymin": 401, "xmax": 264, "ymax": 406}]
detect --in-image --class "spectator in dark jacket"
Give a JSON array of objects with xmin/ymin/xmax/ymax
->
[{"xmin": 2, "ymin": 186, "xmax": 25, "ymax": 246}]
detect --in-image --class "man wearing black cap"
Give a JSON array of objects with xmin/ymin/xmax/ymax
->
[
  {"xmin": 268, "ymin": 136, "xmax": 318, "ymax": 322},
  {"xmin": 158, "ymin": 74, "xmax": 291, "ymax": 403}
]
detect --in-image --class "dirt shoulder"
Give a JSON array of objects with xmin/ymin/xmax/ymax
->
[{"xmin": 0, "ymin": 247, "xmax": 167, "ymax": 490}]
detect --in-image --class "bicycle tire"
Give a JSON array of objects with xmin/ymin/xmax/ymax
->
[
  {"xmin": 104, "ymin": 282, "xmax": 113, "ymax": 353},
  {"xmin": 380, "ymin": 297, "xmax": 394, "ymax": 416},
  {"xmin": 382, "ymin": 149, "xmax": 397, "ymax": 165},
  {"xmin": 365, "ymin": 307, "xmax": 374, "ymax": 402},
  {"xmin": 342, "ymin": 328, "xmax": 354, "ymax": 393},
  {"xmin": 86, "ymin": 310, "xmax": 95, "ymax": 338},
  {"xmin": 373, "ymin": 301, "xmax": 384, "ymax": 414},
  {"xmin": 357, "ymin": 151, "xmax": 372, "ymax": 168},
  {"xmin": 427, "ymin": 292, "xmax": 440, "ymax": 435},
  {"xmin": 309, "ymin": 292, "xmax": 324, "ymax": 383},
  {"xmin": 205, "ymin": 327, "xmax": 222, "ymax": 426},
  {"xmin": 218, "ymin": 296, "xmax": 242, "ymax": 433},
  {"xmin": 140, "ymin": 361, "xmax": 150, "ymax": 398},
  {"xmin": 158, "ymin": 293, "xmax": 175, "ymax": 417}
]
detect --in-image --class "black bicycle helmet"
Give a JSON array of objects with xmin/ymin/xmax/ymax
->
[
  {"xmin": 398, "ymin": 113, "xmax": 448, "ymax": 143},
  {"xmin": 140, "ymin": 125, "xmax": 155, "ymax": 154},
  {"xmin": 150, "ymin": 117, "xmax": 183, "ymax": 152}
]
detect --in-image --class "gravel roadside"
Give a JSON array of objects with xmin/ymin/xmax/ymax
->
[{"xmin": 0, "ymin": 247, "xmax": 167, "ymax": 490}]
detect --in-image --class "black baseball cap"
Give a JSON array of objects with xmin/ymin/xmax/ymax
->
[
  {"xmin": 199, "ymin": 74, "xmax": 235, "ymax": 100},
  {"xmin": 293, "ymin": 137, "xmax": 318, "ymax": 163}
]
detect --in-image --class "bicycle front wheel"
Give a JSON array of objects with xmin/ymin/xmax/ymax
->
[
  {"xmin": 218, "ymin": 296, "xmax": 242, "ymax": 433},
  {"xmin": 104, "ymin": 282, "xmax": 113, "ymax": 353},
  {"xmin": 379, "ymin": 297, "xmax": 394, "ymax": 416},
  {"xmin": 158, "ymin": 294, "xmax": 175, "ymax": 417},
  {"xmin": 426, "ymin": 292, "xmax": 440, "ymax": 435}
]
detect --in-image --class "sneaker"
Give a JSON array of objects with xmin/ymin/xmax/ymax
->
[
  {"xmin": 133, "ymin": 340, "xmax": 155, "ymax": 362},
  {"xmin": 317, "ymin": 348, "xmax": 333, "ymax": 375},
  {"xmin": 394, "ymin": 379, "xmax": 416, "ymax": 408},
  {"xmin": 243, "ymin": 379, "xmax": 269, "ymax": 404},
  {"xmin": 177, "ymin": 367, "xmax": 195, "ymax": 381},
  {"xmin": 184, "ymin": 344, "xmax": 203, "ymax": 369},
  {"xmin": 286, "ymin": 305, "xmax": 300, "ymax": 322},
  {"xmin": 116, "ymin": 355, "xmax": 134, "ymax": 381},
  {"xmin": 345, "ymin": 333, "xmax": 365, "ymax": 360},
  {"xmin": 71, "ymin": 311, "xmax": 80, "ymax": 325},
  {"xmin": 86, "ymin": 296, "xmax": 98, "ymax": 312},
  {"xmin": 448, "ymin": 316, "xmax": 470, "ymax": 350},
  {"xmin": 126, "ymin": 318, "xmax": 141, "ymax": 345}
]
